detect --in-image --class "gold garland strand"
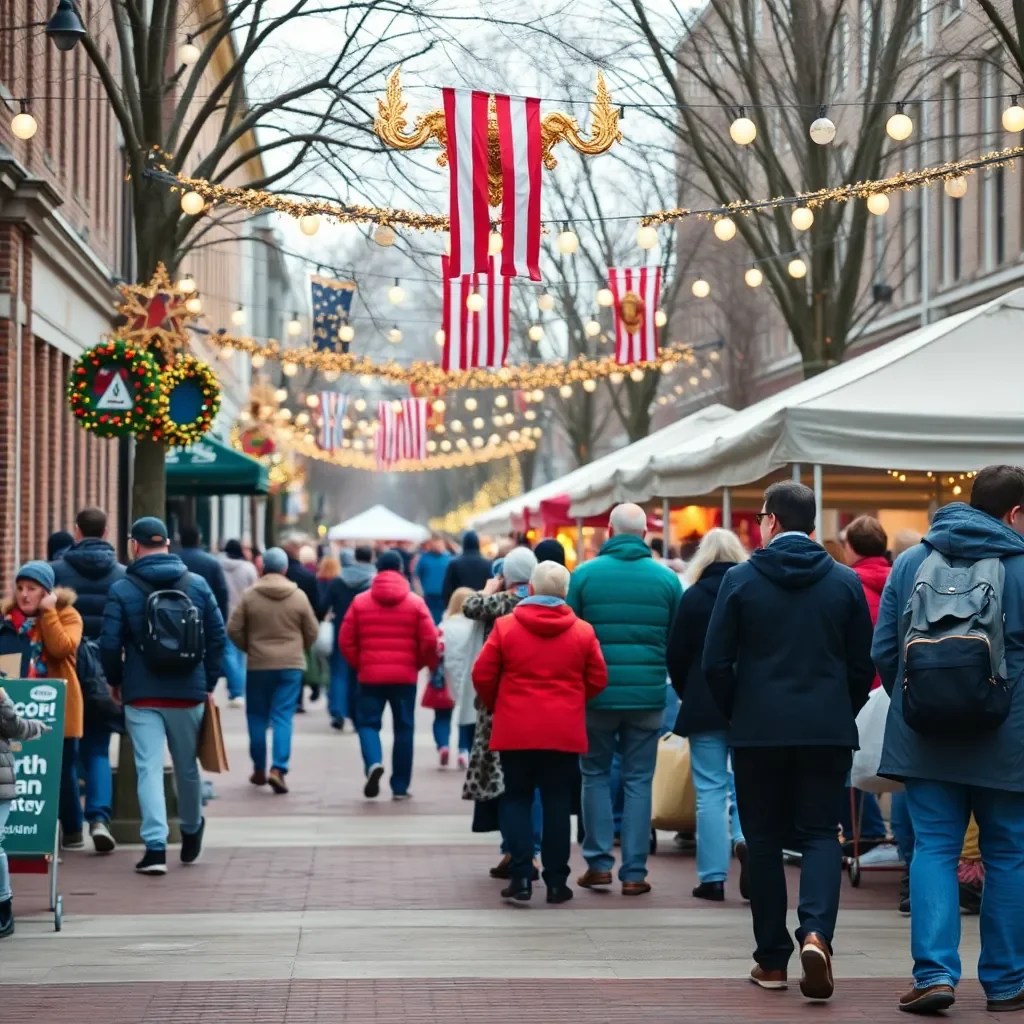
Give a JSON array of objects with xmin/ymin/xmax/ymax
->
[{"xmin": 287, "ymin": 433, "xmax": 536, "ymax": 471}]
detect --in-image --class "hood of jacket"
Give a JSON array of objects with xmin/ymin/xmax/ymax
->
[
  {"xmin": 599, "ymin": 533, "xmax": 653, "ymax": 563},
  {"xmin": 692, "ymin": 559, "xmax": 734, "ymax": 592},
  {"xmin": 61, "ymin": 538, "xmax": 119, "ymax": 580},
  {"xmin": 127, "ymin": 552, "xmax": 191, "ymax": 588},
  {"xmin": 749, "ymin": 534, "xmax": 834, "ymax": 590},
  {"xmin": 924, "ymin": 502, "xmax": 1024, "ymax": 562},
  {"xmin": 852, "ymin": 555, "xmax": 891, "ymax": 596},
  {"xmin": 221, "ymin": 556, "xmax": 254, "ymax": 584},
  {"xmin": 341, "ymin": 562, "xmax": 375, "ymax": 589},
  {"xmin": 370, "ymin": 569, "xmax": 410, "ymax": 606},
  {"xmin": 512, "ymin": 600, "xmax": 577, "ymax": 637},
  {"xmin": 251, "ymin": 574, "xmax": 299, "ymax": 600},
  {"xmin": 1, "ymin": 586, "xmax": 77, "ymax": 618},
  {"xmin": 461, "ymin": 530, "xmax": 481, "ymax": 553}
]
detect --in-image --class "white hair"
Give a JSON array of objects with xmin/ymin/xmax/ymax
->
[
  {"xmin": 531, "ymin": 561, "xmax": 570, "ymax": 598},
  {"xmin": 685, "ymin": 527, "xmax": 749, "ymax": 586},
  {"xmin": 609, "ymin": 502, "xmax": 647, "ymax": 536}
]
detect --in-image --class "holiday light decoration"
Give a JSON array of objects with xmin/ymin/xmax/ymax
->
[
  {"xmin": 114, "ymin": 263, "xmax": 200, "ymax": 360},
  {"xmin": 147, "ymin": 355, "xmax": 222, "ymax": 446},
  {"xmin": 67, "ymin": 340, "xmax": 162, "ymax": 438}
]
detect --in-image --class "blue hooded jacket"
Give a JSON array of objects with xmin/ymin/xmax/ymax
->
[
  {"xmin": 702, "ymin": 533, "xmax": 875, "ymax": 748},
  {"xmin": 874, "ymin": 502, "xmax": 1024, "ymax": 791},
  {"xmin": 52, "ymin": 538, "xmax": 127, "ymax": 640},
  {"xmin": 99, "ymin": 553, "xmax": 226, "ymax": 704}
]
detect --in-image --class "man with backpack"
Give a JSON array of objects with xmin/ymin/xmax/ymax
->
[
  {"xmin": 873, "ymin": 465, "xmax": 1024, "ymax": 1016},
  {"xmin": 98, "ymin": 517, "xmax": 225, "ymax": 875}
]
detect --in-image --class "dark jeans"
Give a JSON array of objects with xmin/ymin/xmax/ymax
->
[
  {"xmin": 432, "ymin": 708, "xmax": 453, "ymax": 750},
  {"xmin": 499, "ymin": 749, "xmax": 576, "ymax": 889},
  {"xmin": 59, "ymin": 737, "xmax": 82, "ymax": 836},
  {"xmin": 356, "ymin": 684, "xmax": 416, "ymax": 795},
  {"xmin": 732, "ymin": 745, "xmax": 851, "ymax": 971}
]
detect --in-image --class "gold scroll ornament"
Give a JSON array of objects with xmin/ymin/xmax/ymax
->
[
  {"xmin": 374, "ymin": 69, "xmax": 623, "ymax": 208},
  {"xmin": 620, "ymin": 291, "xmax": 645, "ymax": 335}
]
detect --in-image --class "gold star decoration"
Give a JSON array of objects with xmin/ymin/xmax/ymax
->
[{"xmin": 114, "ymin": 263, "xmax": 199, "ymax": 362}]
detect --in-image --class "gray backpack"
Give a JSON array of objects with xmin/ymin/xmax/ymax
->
[{"xmin": 901, "ymin": 549, "xmax": 1011, "ymax": 737}]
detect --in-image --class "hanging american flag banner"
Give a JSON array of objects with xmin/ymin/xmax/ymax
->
[
  {"xmin": 440, "ymin": 254, "xmax": 511, "ymax": 371},
  {"xmin": 310, "ymin": 276, "xmax": 355, "ymax": 351},
  {"xmin": 607, "ymin": 266, "xmax": 663, "ymax": 364},
  {"xmin": 375, "ymin": 398, "xmax": 428, "ymax": 469},
  {"xmin": 494, "ymin": 94, "xmax": 542, "ymax": 281},
  {"xmin": 318, "ymin": 392, "xmax": 348, "ymax": 451},
  {"xmin": 442, "ymin": 87, "xmax": 491, "ymax": 278}
]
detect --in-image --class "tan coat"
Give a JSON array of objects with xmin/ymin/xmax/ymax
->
[{"xmin": 226, "ymin": 575, "xmax": 318, "ymax": 672}]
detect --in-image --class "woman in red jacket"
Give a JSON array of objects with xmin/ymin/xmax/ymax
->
[
  {"xmin": 473, "ymin": 561, "xmax": 608, "ymax": 904},
  {"xmin": 340, "ymin": 550, "xmax": 438, "ymax": 800}
]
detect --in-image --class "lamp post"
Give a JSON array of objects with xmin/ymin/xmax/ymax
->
[{"xmin": 45, "ymin": 0, "xmax": 86, "ymax": 50}]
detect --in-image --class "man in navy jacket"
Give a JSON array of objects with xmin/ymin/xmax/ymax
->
[
  {"xmin": 703, "ymin": 481, "xmax": 873, "ymax": 1002},
  {"xmin": 99, "ymin": 517, "xmax": 225, "ymax": 876}
]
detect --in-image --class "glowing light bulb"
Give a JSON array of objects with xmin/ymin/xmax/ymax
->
[
  {"xmin": 274, "ymin": 387, "xmax": 288, "ymax": 402},
  {"xmin": 178, "ymin": 40, "xmax": 201, "ymax": 65},
  {"xmin": 185, "ymin": 296, "xmax": 202, "ymax": 314},
  {"xmin": 636, "ymin": 224, "xmax": 659, "ymax": 249},
  {"xmin": 180, "ymin": 191, "xmax": 205, "ymax": 215},
  {"xmin": 729, "ymin": 113, "xmax": 757, "ymax": 145},
  {"xmin": 531, "ymin": 389, "xmax": 544, "ymax": 403},
  {"xmin": 434, "ymin": 329, "xmax": 446, "ymax": 347},
  {"xmin": 609, "ymin": 371, "xmax": 624, "ymax": 385},
  {"xmin": 251, "ymin": 354, "xmax": 265, "ymax": 369},
  {"xmin": 596, "ymin": 288, "xmax": 614, "ymax": 307},
  {"xmin": 466, "ymin": 292, "xmax": 484, "ymax": 312},
  {"xmin": 713, "ymin": 218, "xmax": 736, "ymax": 241},
  {"xmin": 866, "ymin": 193, "xmax": 890, "ymax": 215},
  {"xmin": 528, "ymin": 324, "xmax": 544, "ymax": 342},
  {"xmin": 886, "ymin": 109, "xmax": 913, "ymax": 141},
  {"xmin": 472, "ymin": 417, "xmax": 484, "ymax": 429},
  {"xmin": 557, "ymin": 229, "xmax": 578, "ymax": 255},
  {"xmin": 299, "ymin": 215, "xmax": 320, "ymax": 236},
  {"xmin": 944, "ymin": 176, "xmax": 968, "ymax": 199},
  {"xmin": 306, "ymin": 394, "xmax": 320, "ymax": 408},
  {"xmin": 654, "ymin": 309, "xmax": 668, "ymax": 328},
  {"xmin": 230, "ymin": 306, "xmax": 246, "ymax": 326},
  {"xmin": 464, "ymin": 397, "xmax": 477, "ymax": 411},
  {"xmin": 538, "ymin": 292, "xmax": 555, "ymax": 312},
  {"xmin": 287, "ymin": 315, "xmax": 302, "ymax": 337},
  {"xmin": 584, "ymin": 319, "xmax": 601, "ymax": 337},
  {"xmin": 176, "ymin": 274, "xmax": 196, "ymax": 294},
  {"xmin": 691, "ymin": 278, "xmax": 710, "ymax": 299},
  {"xmin": 1003, "ymin": 103, "xmax": 1024, "ymax": 133},
  {"xmin": 374, "ymin": 225, "xmax": 395, "ymax": 247},
  {"xmin": 494, "ymin": 395, "xmax": 508, "ymax": 409},
  {"xmin": 488, "ymin": 232, "xmax": 504, "ymax": 255},
  {"xmin": 559, "ymin": 384, "xmax": 573, "ymax": 399},
  {"xmin": 11, "ymin": 110, "xmax": 38, "ymax": 140},
  {"xmin": 630, "ymin": 368, "xmax": 644, "ymax": 382},
  {"xmin": 282, "ymin": 362, "xmax": 299, "ymax": 377},
  {"xmin": 788, "ymin": 258, "xmax": 808, "ymax": 279},
  {"xmin": 339, "ymin": 323, "xmax": 355, "ymax": 343},
  {"xmin": 745, "ymin": 267, "xmax": 763, "ymax": 288},
  {"xmin": 809, "ymin": 115, "xmax": 836, "ymax": 145},
  {"xmin": 791, "ymin": 206, "xmax": 814, "ymax": 231},
  {"xmin": 582, "ymin": 379, "xmax": 597, "ymax": 393},
  {"xmin": 388, "ymin": 326, "xmax": 402, "ymax": 343}
]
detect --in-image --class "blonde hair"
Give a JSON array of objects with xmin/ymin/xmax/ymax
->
[
  {"xmin": 531, "ymin": 561, "xmax": 570, "ymax": 598},
  {"xmin": 891, "ymin": 529, "xmax": 922, "ymax": 560},
  {"xmin": 317, "ymin": 555, "xmax": 341, "ymax": 580},
  {"xmin": 685, "ymin": 527, "xmax": 748, "ymax": 586},
  {"xmin": 445, "ymin": 586, "xmax": 475, "ymax": 617}
]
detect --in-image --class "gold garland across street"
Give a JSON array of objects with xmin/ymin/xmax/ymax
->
[
  {"xmin": 211, "ymin": 334, "xmax": 693, "ymax": 389},
  {"xmin": 288, "ymin": 433, "xmax": 536, "ymax": 472}
]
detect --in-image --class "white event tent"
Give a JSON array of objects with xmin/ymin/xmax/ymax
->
[
  {"xmin": 469, "ymin": 404, "xmax": 734, "ymax": 536},
  {"xmin": 327, "ymin": 505, "xmax": 430, "ymax": 544},
  {"xmin": 569, "ymin": 288, "xmax": 1024, "ymax": 535}
]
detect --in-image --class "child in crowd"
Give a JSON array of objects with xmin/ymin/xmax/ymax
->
[{"xmin": 439, "ymin": 588, "xmax": 483, "ymax": 769}]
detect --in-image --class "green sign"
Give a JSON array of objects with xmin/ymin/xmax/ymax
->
[{"xmin": 1, "ymin": 678, "xmax": 66, "ymax": 857}]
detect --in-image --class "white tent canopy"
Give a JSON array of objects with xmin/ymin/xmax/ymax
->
[
  {"xmin": 327, "ymin": 505, "xmax": 430, "ymax": 544},
  {"xmin": 469, "ymin": 404, "xmax": 734, "ymax": 535},
  {"xmin": 570, "ymin": 289, "xmax": 1024, "ymax": 515}
]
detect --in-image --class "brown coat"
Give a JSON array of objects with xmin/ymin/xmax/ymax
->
[
  {"xmin": 226, "ymin": 575, "xmax": 318, "ymax": 672},
  {"xmin": 1, "ymin": 588, "xmax": 84, "ymax": 739}
]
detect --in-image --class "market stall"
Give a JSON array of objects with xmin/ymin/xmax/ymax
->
[{"xmin": 327, "ymin": 505, "xmax": 431, "ymax": 545}]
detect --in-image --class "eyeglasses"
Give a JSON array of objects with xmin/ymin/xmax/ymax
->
[{"xmin": 754, "ymin": 512, "xmax": 769, "ymax": 524}]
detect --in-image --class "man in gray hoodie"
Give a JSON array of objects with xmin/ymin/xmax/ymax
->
[{"xmin": 324, "ymin": 546, "xmax": 376, "ymax": 729}]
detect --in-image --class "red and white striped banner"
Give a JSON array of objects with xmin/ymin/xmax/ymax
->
[
  {"xmin": 375, "ymin": 398, "xmax": 428, "ymax": 469},
  {"xmin": 495, "ymin": 94, "xmax": 542, "ymax": 281},
  {"xmin": 607, "ymin": 266, "xmax": 663, "ymax": 364},
  {"xmin": 442, "ymin": 87, "xmax": 490, "ymax": 278},
  {"xmin": 440, "ymin": 254, "xmax": 511, "ymax": 371},
  {"xmin": 318, "ymin": 391, "xmax": 348, "ymax": 451}
]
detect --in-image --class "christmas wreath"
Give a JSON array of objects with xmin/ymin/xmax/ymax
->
[
  {"xmin": 148, "ymin": 354, "xmax": 222, "ymax": 446},
  {"xmin": 66, "ymin": 339, "xmax": 162, "ymax": 438}
]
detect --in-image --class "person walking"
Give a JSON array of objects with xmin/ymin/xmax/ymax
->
[
  {"xmin": 473, "ymin": 562, "xmax": 607, "ymax": 904},
  {"xmin": 178, "ymin": 525, "xmax": 230, "ymax": 623},
  {"xmin": 440, "ymin": 587, "xmax": 483, "ymax": 769},
  {"xmin": 873, "ymin": 466, "xmax": 1024, "ymax": 1015},
  {"xmin": 339, "ymin": 550, "xmax": 438, "ymax": 800},
  {"xmin": 47, "ymin": 530, "xmax": 74, "ymax": 561},
  {"xmin": 281, "ymin": 533, "xmax": 325, "ymax": 710},
  {"xmin": 98, "ymin": 517, "xmax": 225, "ymax": 875},
  {"xmin": 666, "ymin": 528, "xmax": 748, "ymax": 903},
  {"xmin": 567, "ymin": 503, "xmax": 682, "ymax": 896},
  {"xmin": 324, "ymin": 546, "xmax": 376, "ymax": 730},
  {"xmin": 703, "ymin": 482, "xmax": 874, "ymax": 1001},
  {"xmin": 218, "ymin": 540, "xmax": 258, "ymax": 708},
  {"xmin": 51, "ymin": 505, "xmax": 126, "ymax": 853},
  {"xmin": 533, "ymin": 538, "xmax": 566, "ymax": 567},
  {"xmin": 416, "ymin": 534, "xmax": 452, "ymax": 625},
  {"xmin": 227, "ymin": 548, "xmax": 318, "ymax": 795},
  {"xmin": 442, "ymin": 530, "xmax": 492, "ymax": 605}
]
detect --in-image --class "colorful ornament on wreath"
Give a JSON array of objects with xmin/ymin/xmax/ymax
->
[
  {"xmin": 147, "ymin": 355, "xmax": 222, "ymax": 447},
  {"xmin": 66, "ymin": 339, "xmax": 162, "ymax": 438}
]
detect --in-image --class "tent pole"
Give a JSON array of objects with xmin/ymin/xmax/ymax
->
[
  {"xmin": 575, "ymin": 517, "xmax": 585, "ymax": 564},
  {"xmin": 792, "ymin": 463, "xmax": 802, "ymax": 483},
  {"xmin": 662, "ymin": 498, "xmax": 671, "ymax": 552},
  {"xmin": 722, "ymin": 487, "xmax": 732, "ymax": 530},
  {"xmin": 813, "ymin": 464, "xmax": 824, "ymax": 541}
]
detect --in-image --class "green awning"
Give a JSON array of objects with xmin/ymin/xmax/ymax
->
[{"xmin": 165, "ymin": 436, "xmax": 270, "ymax": 496}]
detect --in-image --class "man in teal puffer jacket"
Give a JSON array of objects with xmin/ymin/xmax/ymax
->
[{"xmin": 567, "ymin": 503, "xmax": 682, "ymax": 894}]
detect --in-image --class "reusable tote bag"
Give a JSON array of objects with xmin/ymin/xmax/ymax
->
[
  {"xmin": 651, "ymin": 734, "xmax": 696, "ymax": 832},
  {"xmin": 850, "ymin": 687, "xmax": 903, "ymax": 794}
]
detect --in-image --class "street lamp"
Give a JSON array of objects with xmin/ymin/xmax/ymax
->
[{"xmin": 45, "ymin": 0, "xmax": 86, "ymax": 51}]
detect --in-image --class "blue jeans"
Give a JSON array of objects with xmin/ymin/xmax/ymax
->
[
  {"xmin": 0, "ymin": 800, "xmax": 10, "ymax": 901},
  {"xmin": 79, "ymin": 725, "xmax": 112, "ymax": 824},
  {"xmin": 223, "ymin": 639, "xmax": 247, "ymax": 700},
  {"xmin": 840, "ymin": 787, "xmax": 888, "ymax": 842},
  {"xmin": 458, "ymin": 723, "xmax": 475, "ymax": 755},
  {"xmin": 500, "ymin": 788, "xmax": 543, "ymax": 856},
  {"xmin": 246, "ymin": 669, "xmax": 303, "ymax": 774},
  {"xmin": 891, "ymin": 790, "xmax": 915, "ymax": 865},
  {"xmin": 425, "ymin": 594, "xmax": 445, "ymax": 626},
  {"xmin": 904, "ymin": 779, "xmax": 1024, "ymax": 1000},
  {"xmin": 58, "ymin": 737, "xmax": 82, "ymax": 837},
  {"xmin": 124, "ymin": 704, "xmax": 204, "ymax": 851},
  {"xmin": 328, "ymin": 651, "xmax": 350, "ymax": 724},
  {"xmin": 581, "ymin": 707, "xmax": 662, "ymax": 882},
  {"xmin": 432, "ymin": 708, "xmax": 453, "ymax": 750},
  {"xmin": 356, "ymin": 684, "xmax": 416, "ymax": 795},
  {"xmin": 690, "ymin": 731, "xmax": 745, "ymax": 883}
]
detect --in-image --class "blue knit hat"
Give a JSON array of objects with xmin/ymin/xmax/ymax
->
[
  {"xmin": 262, "ymin": 547, "xmax": 288, "ymax": 575},
  {"xmin": 16, "ymin": 560, "xmax": 55, "ymax": 593}
]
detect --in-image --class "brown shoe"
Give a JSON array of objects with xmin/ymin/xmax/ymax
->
[
  {"xmin": 988, "ymin": 991, "xmax": 1024, "ymax": 1012},
  {"xmin": 267, "ymin": 768, "xmax": 288, "ymax": 794},
  {"xmin": 249, "ymin": 770, "xmax": 267, "ymax": 786},
  {"xmin": 622, "ymin": 880, "xmax": 652, "ymax": 896},
  {"xmin": 799, "ymin": 933, "xmax": 834, "ymax": 1001},
  {"xmin": 898, "ymin": 984, "xmax": 955, "ymax": 1014},
  {"xmin": 489, "ymin": 854, "xmax": 512, "ymax": 879},
  {"xmin": 749, "ymin": 965, "xmax": 788, "ymax": 990},
  {"xmin": 577, "ymin": 869, "xmax": 613, "ymax": 890}
]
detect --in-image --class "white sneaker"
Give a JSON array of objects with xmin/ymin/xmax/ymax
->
[
  {"xmin": 228, "ymin": 697, "xmax": 245, "ymax": 709},
  {"xmin": 90, "ymin": 821, "xmax": 116, "ymax": 854}
]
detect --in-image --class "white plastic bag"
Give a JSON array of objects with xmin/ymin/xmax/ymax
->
[
  {"xmin": 314, "ymin": 619, "xmax": 335, "ymax": 658},
  {"xmin": 851, "ymin": 687, "xmax": 903, "ymax": 793}
]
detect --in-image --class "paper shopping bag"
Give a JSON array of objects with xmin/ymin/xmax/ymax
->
[
  {"xmin": 198, "ymin": 695, "xmax": 229, "ymax": 773},
  {"xmin": 651, "ymin": 734, "xmax": 696, "ymax": 832}
]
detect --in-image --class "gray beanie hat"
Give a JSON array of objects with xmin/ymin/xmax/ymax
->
[
  {"xmin": 262, "ymin": 547, "xmax": 289, "ymax": 575},
  {"xmin": 16, "ymin": 560, "xmax": 56, "ymax": 593},
  {"xmin": 502, "ymin": 546, "xmax": 538, "ymax": 585}
]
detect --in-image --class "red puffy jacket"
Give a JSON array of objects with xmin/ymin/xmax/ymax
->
[
  {"xmin": 852, "ymin": 555, "xmax": 891, "ymax": 690},
  {"xmin": 472, "ymin": 600, "xmax": 608, "ymax": 753},
  {"xmin": 339, "ymin": 570, "xmax": 438, "ymax": 685}
]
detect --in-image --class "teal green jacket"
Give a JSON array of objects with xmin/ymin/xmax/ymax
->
[{"xmin": 567, "ymin": 534, "xmax": 682, "ymax": 711}]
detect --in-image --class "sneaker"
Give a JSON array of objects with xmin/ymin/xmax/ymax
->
[
  {"xmin": 857, "ymin": 842, "xmax": 903, "ymax": 867},
  {"xmin": 227, "ymin": 696, "xmax": 245, "ymax": 709},
  {"xmin": 0, "ymin": 898, "xmax": 13, "ymax": 939},
  {"xmin": 267, "ymin": 768, "xmax": 289, "ymax": 795},
  {"xmin": 734, "ymin": 840, "xmax": 750, "ymax": 901},
  {"xmin": 898, "ymin": 872, "xmax": 911, "ymax": 916},
  {"xmin": 577, "ymin": 869, "xmax": 613, "ymax": 890},
  {"xmin": 898, "ymin": 984, "xmax": 955, "ymax": 1014},
  {"xmin": 392, "ymin": 792, "xmax": 412, "ymax": 801},
  {"xmin": 90, "ymin": 821, "xmax": 116, "ymax": 854},
  {"xmin": 750, "ymin": 965, "xmax": 788, "ymax": 990},
  {"xmin": 692, "ymin": 881, "xmax": 725, "ymax": 902},
  {"xmin": 62, "ymin": 830, "xmax": 85, "ymax": 851},
  {"xmin": 457, "ymin": 752, "xmax": 469, "ymax": 769},
  {"xmin": 135, "ymin": 849, "xmax": 168, "ymax": 875},
  {"xmin": 799, "ymin": 933, "xmax": 834, "ymax": 1001},
  {"xmin": 958, "ymin": 860, "xmax": 983, "ymax": 915},
  {"xmin": 439, "ymin": 746, "xmax": 450, "ymax": 767},
  {"xmin": 364, "ymin": 763, "xmax": 384, "ymax": 799},
  {"xmin": 181, "ymin": 818, "xmax": 205, "ymax": 865}
]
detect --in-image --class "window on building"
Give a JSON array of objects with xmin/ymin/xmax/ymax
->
[
  {"xmin": 860, "ymin": 0, "xmax": 873, "ymax": 86},
  {"xmin": 833, "ymin": 14, "xmax": 849, "ymax": 95},
  {"xmin": 913, "ymin": 0, "xmax": 929, "ymax": 46},
  {"xmin": 981, "ymin": 56, "xmax": 1006, "ymax": 270},
  {"xmin": 940, "ymin": 73, "xmax": 962, "ymax": 284},
  {"xmin": 944, "ymin": 0, "xmax": 964, "ymax": 22},
  {"xmin": 0, "ymin": 3, "xmax": 13, "ymax": 92},
  {"xmin": 752, "ymin": 0, "xmax": 763, "ymax": 36}
]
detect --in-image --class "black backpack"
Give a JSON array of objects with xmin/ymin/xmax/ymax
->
[{"xmin": 129, "ymin": 573, "xmax": 205, "ymax": 674}]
